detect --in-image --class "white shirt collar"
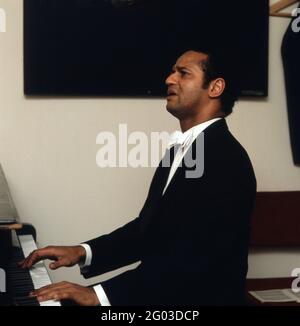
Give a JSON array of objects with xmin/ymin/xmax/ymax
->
[{"xmin": 168, "ymin": 118, "xmax": 222, "ymax": 149}]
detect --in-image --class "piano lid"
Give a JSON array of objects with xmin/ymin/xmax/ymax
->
[{"xmin": 0, "ymin": 164, "xmax": 18, "ymax": 224}]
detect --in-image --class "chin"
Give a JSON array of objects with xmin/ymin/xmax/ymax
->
[
  {"xmin": 166, "ymin": 104, "xmax": 181, "ymax": 119},
  {"xmin": 166, "ymin": 103, "xmax": 175, "ymax": 113}
]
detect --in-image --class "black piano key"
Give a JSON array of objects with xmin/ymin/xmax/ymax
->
[
  {"xmin": 6, "ymin": 247, "xmax": 39, "ymax": 306},
  {"xmin": 14, "ymin": 295, "xmax": 40, "ymax": 306}
]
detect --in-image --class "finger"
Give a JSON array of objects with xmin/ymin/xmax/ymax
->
[
  {"xmin": 18, "ymin": 254, "xmax": 33, "ymax": 268},
  {"xmin": 17, "ymin": 259, "xmax": 25, "ymax": 266},
  {"xmin": 30, "ymin": 282, "xmax": 70, "ymax": 297},
  {"xmin": 19, "ymin": 251, "xmax": 39, "ymax": 269},
  {"xmin": 19, "ymin": 256, "xmax": 33, "ymax": 269},
  {"xmin": 21, "ymin": 247, "xmax": 58, "ymax": 269},
  {"xmin": 49, "ymin": 259, "xmax": 66, "ymax": 270},
  {"xmin": 29, "ymin": 284, "xmax": 53, "ymax": 297},
  {"xmin": 20, "ymin": 251, "xmax": 40, "ymax": 269},
  {"xmin": 31, "ymin": 283, "xmax": 72, "ymax": 302},
  {"xmin": 36, "ymin": 290, "xmax": 69, "ymax": 303}
]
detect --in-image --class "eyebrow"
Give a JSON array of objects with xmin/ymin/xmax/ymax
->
[{"xmin": 172, "ymin": 65, "xmax": 191, "ymax": 72}]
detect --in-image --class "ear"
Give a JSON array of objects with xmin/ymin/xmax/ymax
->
[{"xmin": 208, "ymin": 78, "xmax": 225, "ymax": 99}]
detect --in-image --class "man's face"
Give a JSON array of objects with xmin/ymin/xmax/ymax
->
[{"xmin": 165, "ymin": 51, "xmax": 209, "ymax": 119}]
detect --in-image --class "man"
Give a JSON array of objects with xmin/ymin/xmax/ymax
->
[{"xmin": 20, "ymin": 49, "xmax": 256, "ymax": 305}]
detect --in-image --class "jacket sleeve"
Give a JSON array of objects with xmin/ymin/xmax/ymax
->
[{"xmin": 81, "ymin": 217, "xmax": 142, "ymax": 278}]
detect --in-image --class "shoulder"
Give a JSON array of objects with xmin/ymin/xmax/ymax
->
[
  {"xmin": 203, "ymin": 119, "xmax": 251, "ymax": 162},
  {"xmin": 200, "ymin": 120, "xmax": 256, "ymax": 185}
]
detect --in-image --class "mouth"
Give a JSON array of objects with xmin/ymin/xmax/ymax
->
[{"xmin": 167, "ymin": 89, "xmax": 178, "ymax": 98}]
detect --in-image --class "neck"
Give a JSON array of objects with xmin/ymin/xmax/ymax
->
[{"xmin": 179, "ymin": 112, "xmax": 224, "ymax": 132}]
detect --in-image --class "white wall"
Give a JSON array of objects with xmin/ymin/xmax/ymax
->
[{"xmin": 0, "ymin": 0, "xmax": 300, "ymax": 285}]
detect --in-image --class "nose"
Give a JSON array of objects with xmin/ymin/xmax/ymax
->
[{"xmin": 165, "ymin": 71, "xmax": 177, "ymax": 86}]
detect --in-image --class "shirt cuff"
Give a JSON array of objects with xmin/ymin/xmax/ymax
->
[
  {"xmin": 93, "ymin": 284, "xmax": 111, "ymax": 306},
  {"xmin": 79, "ymin": 243, "xmax": 92, "ymax": 267}
]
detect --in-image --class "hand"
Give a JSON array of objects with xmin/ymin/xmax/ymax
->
[
  {"xmin": 29, "ymin": 281, "xmax": 100, "ymax": 306},
  {"xmin": 18, "ymin": 245, "xmax": 86, "ymax": 270}
]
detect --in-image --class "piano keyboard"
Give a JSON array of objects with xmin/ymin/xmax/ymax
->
[
  {"xmin": 17, "ymin": 235, "xmax": 61, "ymax": 306},
  {"xmin": 6, "ymin": 246, "xmax": 40, "ymax": 306}
]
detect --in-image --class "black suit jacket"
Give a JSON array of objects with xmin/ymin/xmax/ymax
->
[{"xmin": 82, "ymin": 119, "xmax": 257, "ymax": 305}]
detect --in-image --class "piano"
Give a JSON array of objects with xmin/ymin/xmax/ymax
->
[{"xmin": 0, "ymin": 164, "xmax": 61, "ymax": 306}]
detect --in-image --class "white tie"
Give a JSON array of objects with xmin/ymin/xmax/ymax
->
[
  {"xmin": 168, "ymin": 130, "xmax": 184, "ymax": 148},
  {"xmin": 168, "ymin": 130, "xmax": 194, "ymax": 150}
]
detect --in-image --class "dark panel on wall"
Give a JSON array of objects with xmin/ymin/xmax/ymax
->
[
  {"xmin": 24, "ymin": 0, "xmax": 269, "ymax": 97},
  {"xmin": 282, "ymin": 5, "xmax": 300, "ymax": 165}
]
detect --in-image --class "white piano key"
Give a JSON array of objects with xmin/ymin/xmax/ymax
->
[{"xmin": 18, "ymin": 234, "xmax": 61, "ymax": 306}]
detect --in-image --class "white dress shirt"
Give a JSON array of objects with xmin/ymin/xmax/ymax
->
[{"xmin": 81, "ymin": 117, "xmax": 222, "ymax": 306}]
